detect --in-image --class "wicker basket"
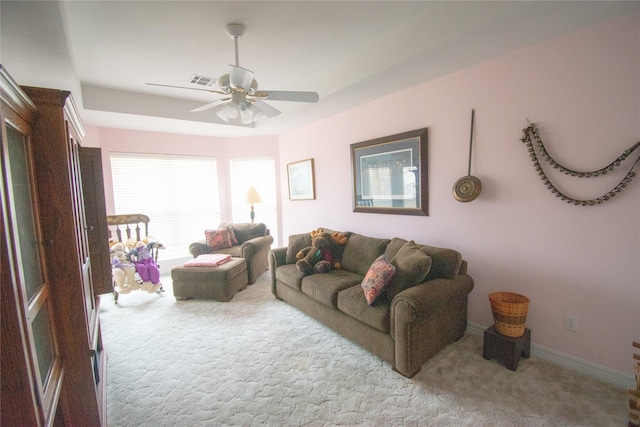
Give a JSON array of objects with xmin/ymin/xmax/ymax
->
[{"xmin": 489, "ymin": 292, "xmax": 530, "ymax": 337}]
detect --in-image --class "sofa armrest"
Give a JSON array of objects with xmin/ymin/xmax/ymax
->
[
  {"xmin": 390, "ymin": 274, "xmax": 474, "ymax": 377},
  {"xmin": 239, "ymin": 235, "xmax": 272, "ymax": 258},
  {"xmin": 241, "ymin": 234, "xmax": 274, "ymax": 284},
  {"xmin": 268, "ymin": 247, "xmax": 287, "ymax": 293},
  {"xmin": 269, "ymin": 247, "xmax": 287, "ymax": 269},
  {"xmin": 189, "ymin": 241, "xmax": 210, "ymax": 258},
  {"xmin": 391, "ymin": 275, "xmax": 474, "ymax": 324}
]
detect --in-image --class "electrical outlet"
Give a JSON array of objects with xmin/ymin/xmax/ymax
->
[{"xmin": 565, "ymin": 314, "xmax": 578, "ymax": 332}]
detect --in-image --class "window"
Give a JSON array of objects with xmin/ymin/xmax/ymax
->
[
  {"xmin": 229, "ymin": 157, "xmax": 278, "ymax": 246},
  {"xmin": 110, "ymin": 153, "xmax": 219, "ymax": 261}
]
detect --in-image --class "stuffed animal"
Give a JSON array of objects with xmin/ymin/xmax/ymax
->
[
  {"xmin": 130, "ymin": 241, "xmax": 162, "ymax": 293},
  {"xmin": 143, "ymin": 235, "xmax": 165, "ymax": 251},
  {"xmin": 110, "ymin": 242, "xmax": 138, "ymax": 293},
  {"xmin": 329, "ymin": 231, "xmax": 349, "ymax": 270},
  {"xmin": 313, "ymin": 260, "xmax": 332, "ymax": 274},
  {"xmin": 125, "ymin": 237, "xmax": 136, "ymax": 247},
  {"xmin": 295, "ymin": 229, "xmax": 335, "ymax": 274}
]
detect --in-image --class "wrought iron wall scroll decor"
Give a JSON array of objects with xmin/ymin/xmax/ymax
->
[{"xmin": 520, "ymin": 122, "xmax": 640, "ymax": 206}]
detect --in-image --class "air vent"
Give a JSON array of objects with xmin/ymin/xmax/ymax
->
[{"xmin": 189, "ymin": 74, "xmax": 216, "ymax": 87}]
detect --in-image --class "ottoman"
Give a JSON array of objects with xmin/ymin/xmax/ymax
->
[{"xmin": 171, "ymin": 257, "xmax": 248, "ymax": 301}]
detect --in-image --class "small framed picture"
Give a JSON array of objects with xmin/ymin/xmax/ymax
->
[{"xmin": 287, "ymin": 158, "xmax": 315, "ymax": 200}]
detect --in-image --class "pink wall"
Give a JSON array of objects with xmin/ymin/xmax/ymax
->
[
  {"xmin": 279, "ymin": 14, "xmax": 640, "ymax": 376},
  {"xmin": 84, "ymin": 127, "xmax": 281, "ymax": 232}
]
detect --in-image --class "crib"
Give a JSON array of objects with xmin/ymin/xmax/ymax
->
[{"xmin": 106, "ymin": 214, "xmax": 164, "ymax": 303}]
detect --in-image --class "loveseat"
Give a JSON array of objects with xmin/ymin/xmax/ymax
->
[
  {"xmin": 189, "ymin": 223, "xmax": 273, "ymax": 284},
  {"xmin": 269, "ymin": 229, "xmax": 474, "ymax": 378}
]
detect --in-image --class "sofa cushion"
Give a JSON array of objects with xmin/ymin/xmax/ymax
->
[
  {"xmin": 285, "ymin": 232, "xmax": 312, "ymax": 264},
  {"xmin": 275, "ymin": 264, "xmax": 306, "ymax": 291},
  {"xmin": 420, "ymin": 245, "xmax": 462, "ymax": 280},
  {"xmin": 208, "ymin": 245, "xmax": 242, "ymax": 258},
  {"xmin": 301, "ymin": 270, "xmax": 363, "ymax": 308},
  {"xmin": 360, "ymin": 255, "xmax": 396, "ymax": 305},
  {"xmin": 337, "ymin": 285, "xmax": 391, "ymax": 333},
  {"xmin": 205, "ymin": 228, "xmax": 235, "ymax": 250},
  {"xmin": 220, "ymin": 223, "xmax": 266, "ymax": 244},
  {"xmin": 386, "ymin": 237, "xmax": 462, "ymax": 281},
  {"xmin": 341, "ymin": 233, "xmax": 390, "ymax": 276},
  {"xmin": 385, "ymin": 240, "xmax": 433, "ymax": 300},
  {"xmin": 384, "ymin": 237, "xmax": 408, "ymax": 260}
]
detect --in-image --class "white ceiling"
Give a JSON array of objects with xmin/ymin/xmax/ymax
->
[{"xmin": 2, "ymin": 1, "xmax": 638, "ymax": 137}]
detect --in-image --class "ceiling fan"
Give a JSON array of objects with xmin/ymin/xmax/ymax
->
[{"xmin": 147, "ymin": 23, "xmax": 319, "ymax": 125}]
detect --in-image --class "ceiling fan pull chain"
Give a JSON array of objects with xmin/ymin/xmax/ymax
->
[{"xmin": 520, "ymin": 122, "xmax": 640, "ymax": 206}]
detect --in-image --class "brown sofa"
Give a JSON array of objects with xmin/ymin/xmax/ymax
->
[
  {"xmin": 269, "ymin": 230, "xmax": 474, "ymax": 378},
  {"xmin": 189, "ymin": 223, "xmax": 273, "ymax": 284}
]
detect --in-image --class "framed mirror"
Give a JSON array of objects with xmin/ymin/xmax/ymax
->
[{"xmin": 351, "ymin": 128, "xmax": 428, "ymax": 216}]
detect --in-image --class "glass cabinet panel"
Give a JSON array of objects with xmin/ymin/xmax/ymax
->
[
  {"xmin": 32, "ymin": 301, "xmax": 55, "ymax": 385},
  {"xmin": 2, "ymin": 120, "xmax": 61, "ymax": 424},
  {"xmin": 6, "ymin": 125, "xmax": 43, "ymax": 300}
]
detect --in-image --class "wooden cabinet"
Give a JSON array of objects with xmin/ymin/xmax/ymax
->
[
  {"xmin": 1, "ymin": 66, "xmax": 107, "ymax": 426},
  {"xmin": 0, "ymin": 65, "xmax": 58, "ymax": 427}
]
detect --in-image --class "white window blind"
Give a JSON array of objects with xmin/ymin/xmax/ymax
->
[
  {"xmin": 229, "ymin": 157, "xmax": 278, "ymax": 246},
  {"xmin": 110, "ymin": 153, "xmax": 219, "ymax": 261}
]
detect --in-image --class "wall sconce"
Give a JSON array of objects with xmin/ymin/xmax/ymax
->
[{"xmin": 245, "ymin": 186, "xmax": 263, "ymax": 223}]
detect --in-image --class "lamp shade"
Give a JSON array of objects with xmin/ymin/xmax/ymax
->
[{"xmin": 246, "ymin": 186, "xmax": 263, "ymax": 204}]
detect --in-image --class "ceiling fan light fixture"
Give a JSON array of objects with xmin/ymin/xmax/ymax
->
[
  {"xmin": 217, "ymin": 101, "xmax": 240, "ymax": 122},
  {"xmin": 240, "ymin": 107, "xmax": 253, "ymax": 124},
  {"xmin": 239, "ymin": 101, "xmax": 263, "ymax": 124},
  {"xmin": 249, "ymin": 103, "xmax": 263, "ymax": 122},
  {"xmin": 216, "ymin": 108, "xmax": 230, "ymax": 123}
]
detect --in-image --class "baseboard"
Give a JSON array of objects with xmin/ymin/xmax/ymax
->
[{"xmin": 467, "ymin": 322, "xmax": 635, "ymax": 390}]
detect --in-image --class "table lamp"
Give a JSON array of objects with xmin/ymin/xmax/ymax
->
[{"xmin": 246, "ymin": 186, "xmax": 263, "ymax": 223}]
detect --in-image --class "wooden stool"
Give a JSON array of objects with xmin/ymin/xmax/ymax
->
[{"xmin": 483, "ymin": 325, "xmax": 531, "ymax": 371}]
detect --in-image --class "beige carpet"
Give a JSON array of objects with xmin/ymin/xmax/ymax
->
[{"xmin": 100, "ymin": 271, "xmax": 627, "ymax": 426}]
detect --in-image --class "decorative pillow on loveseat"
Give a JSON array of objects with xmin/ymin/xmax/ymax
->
[
  {"xmin": 205, "ymin": 228, "xmax": 235, "ymax": 250},
  {"xmin": 361, "ymin": 254, "xmax": 396, "ymax": 305},
  {"xmin": 384, "ymin": 240, "xmax": 433, "ymax": 300}
]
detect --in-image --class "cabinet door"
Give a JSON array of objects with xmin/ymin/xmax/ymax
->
[
  {"xmin": 80, "ymin": 147, "xmax": 113, "ymax": 296},
  {"xmin": 1, "ymin": 103, "xmax": 64, "ymax": 426}
]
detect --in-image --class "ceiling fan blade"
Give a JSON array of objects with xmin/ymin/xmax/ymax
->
[
  {"xmin": 190, "ymin": 98, "xmax": 229, "ymax": 113},
  {"xmin": 254, "ymin": 100, "xmax": 281, "ymax": 118},
  {"xmin": 146, "ymin": 82, "xmax": 228, "ymax": 96},
  {"xmin": 254, "ymin": 90, "xmax": 319, "ymax": 103},
  {"xmin": 229, "ymin": 65, "xmax": 255, "ymax": 90}
]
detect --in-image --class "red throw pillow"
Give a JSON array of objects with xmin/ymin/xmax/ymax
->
[
  {"xmin": 205, "ymin": 228, "xmax": 234, "ymax": 250},
  {"xmin": 360, "ymin": 255, "xmax": 396, "ymax": 305}
]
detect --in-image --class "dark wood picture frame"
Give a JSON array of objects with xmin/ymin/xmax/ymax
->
[{"xmin": 351, "ymin": 128, "xmax": 428, "ymax": 216}]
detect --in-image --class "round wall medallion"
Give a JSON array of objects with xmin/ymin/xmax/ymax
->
[{"xmin": 453, "ymin": 175, "xmax": 482, "ymax": 202}]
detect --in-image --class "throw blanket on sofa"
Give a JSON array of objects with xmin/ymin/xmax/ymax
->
[{"xmin": 184, "ymin": 254, "xmax": 232, "ymax": 267}]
